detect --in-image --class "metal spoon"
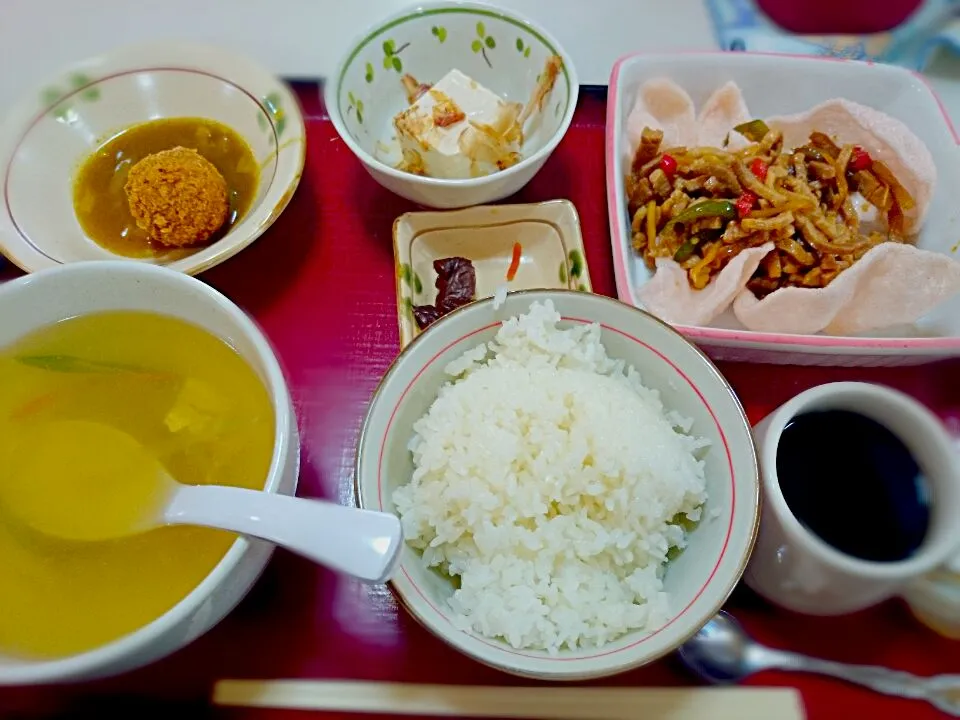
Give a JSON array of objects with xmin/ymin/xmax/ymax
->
[{"xmin": 678, "ymin": 611, "xmax": 960, "ymax": 716}]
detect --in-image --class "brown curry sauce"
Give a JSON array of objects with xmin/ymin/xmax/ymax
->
[{"xmin": 72, "ymin": 117, "xmax": 259, "ymax": 259}]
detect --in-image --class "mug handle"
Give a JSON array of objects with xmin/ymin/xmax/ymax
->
[{"xmin": 900, "ymin": 436, "xmax": 960, "ymax": 637}]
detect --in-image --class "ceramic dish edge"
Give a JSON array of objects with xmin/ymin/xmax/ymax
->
[{"xmin": 605, "ymin": 51, "xmax": 960, "ymax": 367}]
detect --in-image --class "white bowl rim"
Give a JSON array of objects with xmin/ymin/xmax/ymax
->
[
  {"xmin": 324, "ymin": 0, "xmax": 581, "ymax": 188},
  {"xmin": 0, "ymin": 260, "xmax": 294, "ymax": 684},
  {"xmin": 355, "ymin": 288, "xmax": 760, "ymax": 679},
  {"xmin": 0, "ymin": 41, "xmax": 307, "ymax": 278}
]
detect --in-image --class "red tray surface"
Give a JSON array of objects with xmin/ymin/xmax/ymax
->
[{"xmin": 1, "ymin": 85, "xmax": 958, "ymax": 720}]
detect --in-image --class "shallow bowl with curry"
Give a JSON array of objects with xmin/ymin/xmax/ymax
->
[{"xmin": 0, "ymin": 42, "xmax": 306, "ymax": 275}]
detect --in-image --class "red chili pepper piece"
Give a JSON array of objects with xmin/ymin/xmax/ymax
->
[
  {"xmin": 735, "ymin": 191, "xmax": 758, "ymax": 219},
  {"xmin": 749, "ymin": 157, "xmax": 768, "ymax": 182},
  {"xmin": 849, "ymin": 145, "xmax": 872, "ymax": 171},
  {"xmin": 506, "ymin": 242, "xmax": 522, "ymax": 282},
  {"xmin": 659, "ymin": 153, "xmax": 678, "ymax": 177}
]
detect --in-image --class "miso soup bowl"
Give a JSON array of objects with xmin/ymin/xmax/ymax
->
[{"xmin": 0, "ymin": 261, "xmax": 299, "ymax": 685}]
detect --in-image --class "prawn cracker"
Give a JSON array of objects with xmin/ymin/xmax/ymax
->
[
  {"xmin": 639, "ymin": 243, "xmax": 775, "ymax": 326},
  {"xmin": 732, "ymin": 243, "xmax": 960, "ymax": 335},
  {"xmin": 767, "ymin": 99, "xmax": 937, "ymax": 234},
  {"xmin": 625, "ymin": 78, "xmax": 697, "ymax": 165},
  {"xmin": 696, "ymin": 81, "xmax": 752, "ymax": 150},
  {"xmin": 626, "ymin": 79, "xmax": 753, "ymax": 151}
]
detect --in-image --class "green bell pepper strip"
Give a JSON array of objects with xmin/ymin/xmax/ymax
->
[{"xmin": 733, "ymin": 119, "xmax": 770, "ymax": 143}]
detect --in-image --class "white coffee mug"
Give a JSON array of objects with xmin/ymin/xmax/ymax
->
[{"xmin": 745, "ymin": 381, "xmax": 960, "ymax": 615}]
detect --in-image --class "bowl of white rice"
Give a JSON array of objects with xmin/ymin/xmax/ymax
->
[{"xmin": 356, "ymin": 290, "xmax": 759, "ymax": 679}]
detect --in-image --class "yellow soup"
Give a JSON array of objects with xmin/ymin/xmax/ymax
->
[{"xmin": 0, "ymin": 311, "xmax": 275, "ymax": 658}]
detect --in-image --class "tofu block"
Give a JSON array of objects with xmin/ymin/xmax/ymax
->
[{"xmin": 393, "ymin": 69, "xmax": 522, "ymax": 179}]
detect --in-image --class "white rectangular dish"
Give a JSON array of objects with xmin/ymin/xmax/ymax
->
[{"xmin": 605, "ymin": 51, "xmax": 960, "ymax": 366}]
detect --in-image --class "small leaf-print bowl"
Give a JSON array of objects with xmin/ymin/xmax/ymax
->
[
  {"xmin": 392, "ymin": 200, "xmax": 593, "ymax": 347},
  {"xmin": 0, "ymin": 42, "xmax": 306, "ymax": 276},
  {"xmin": 325, "ymin": 1, "xmax": 579, "ymax": 209}
]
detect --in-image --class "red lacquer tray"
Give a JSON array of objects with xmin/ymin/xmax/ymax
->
[{"xmin": 1, "ymin": 85, "xmax": 958, "ymax": 720}]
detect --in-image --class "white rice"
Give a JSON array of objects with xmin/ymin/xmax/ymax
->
[{"xmin": 393, "ymin": 300, "xmax": 709, "ymax": 653}]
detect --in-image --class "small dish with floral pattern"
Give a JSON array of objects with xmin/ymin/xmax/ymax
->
[
  {"xmin": 392, "ymin": 199, "xmax": 593, "ymax": 348},
  {"xmin": 325, "ymin": 1, "xmax": 578, "ymax": 209}
]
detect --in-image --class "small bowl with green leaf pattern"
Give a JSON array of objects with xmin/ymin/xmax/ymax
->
[
  {"xmin": 0, "ymin": 41, "xmax": 306, "ymax": 276},
  {"xmin": 325, "ymin": 0, "xmax": 579, "ymax": 209}
]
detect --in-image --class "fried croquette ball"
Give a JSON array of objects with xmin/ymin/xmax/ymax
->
[{"xmin": 124, "ymin": 147, "xmax": 229, "ymax": 247}]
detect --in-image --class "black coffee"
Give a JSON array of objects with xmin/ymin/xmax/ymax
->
[{"xmin": 776, "ymin": 409, "xmax": 930, "ymax": 563}]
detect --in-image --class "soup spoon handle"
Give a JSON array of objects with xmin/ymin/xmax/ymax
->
[{"xmin": 164, "ymin": 484, "xmax": 403, "ymax": 584}]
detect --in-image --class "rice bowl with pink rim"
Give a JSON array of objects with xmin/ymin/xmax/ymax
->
[{"xmin": 355, "ymin": 289, "xmax": 759, "ymax": 679}]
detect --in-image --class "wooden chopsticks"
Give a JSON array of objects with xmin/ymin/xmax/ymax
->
[{"xmin": 213, "ymin": 679, "xmax": 805, "ymax": 719}]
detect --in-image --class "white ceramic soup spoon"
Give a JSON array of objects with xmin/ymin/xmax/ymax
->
[{"xmin": 0, "ymin": 420, "xmax": 402, "ymax": 584}]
